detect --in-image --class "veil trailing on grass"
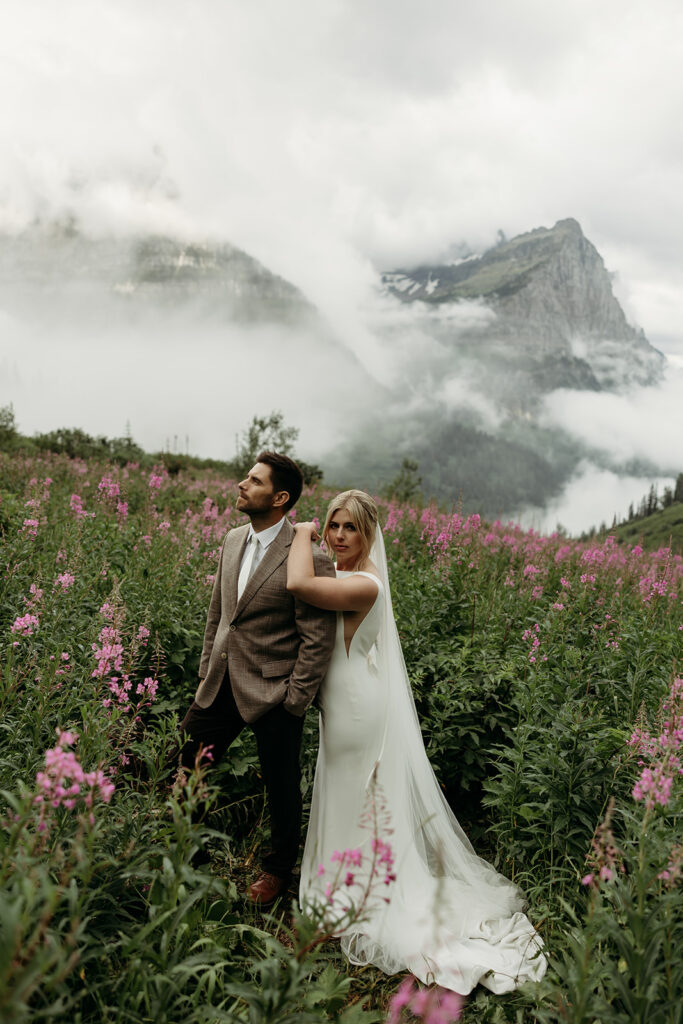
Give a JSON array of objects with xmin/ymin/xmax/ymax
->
[{"xmin": 338, "ymin": 526, "xmax": 547, "ymax": 993}]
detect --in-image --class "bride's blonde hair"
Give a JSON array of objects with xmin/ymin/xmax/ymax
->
[{"xmin": 322, "ymin": 490, "xmax": 378, "ymax": 568}]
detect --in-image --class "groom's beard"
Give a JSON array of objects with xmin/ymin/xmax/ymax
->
[{"xmin": 236, "ymin": 493, "xmax": 276, "ymax": 517}]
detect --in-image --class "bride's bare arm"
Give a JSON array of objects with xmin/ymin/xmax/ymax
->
[{"xmin": 287, "ymin": 524, "xmax": 377, "ymax": 612}]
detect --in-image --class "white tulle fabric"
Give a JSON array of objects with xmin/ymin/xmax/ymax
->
[{"xmin": 300, "ymin": 528, "xmax": 547, "ymax": 994}]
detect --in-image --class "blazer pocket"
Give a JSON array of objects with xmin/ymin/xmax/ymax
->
[{"xmin": 261, "ymin": 659, "xmax": 296, "ymax": 679}]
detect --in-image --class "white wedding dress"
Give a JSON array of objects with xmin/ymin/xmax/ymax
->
[{"xmin": 300, "ymin": 533, "xmax": 547, "ymax": 995}]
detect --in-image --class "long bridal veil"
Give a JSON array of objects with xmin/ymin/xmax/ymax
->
[{"xmin": 338, "ymin": 526, "xmax": 547, "ymax": 994}]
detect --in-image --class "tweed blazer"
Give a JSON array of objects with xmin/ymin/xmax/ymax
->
[{"xmin": 195, "ymin": 518, "xmax": 336, "ymax": 722}]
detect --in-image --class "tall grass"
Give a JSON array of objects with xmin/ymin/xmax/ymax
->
[{"xmin": 1, "ymin": 451, "xmax": 681, "ymax": 1022}]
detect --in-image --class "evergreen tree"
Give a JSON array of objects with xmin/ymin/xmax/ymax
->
[
  {"xmin": 384, "ymin": 458, "xmax": 423, "ymax": 504},
  {"xmin": 0, "ymin": 403, "xmax": 17, "ymax": 448},
  {"xmin": 674, "ymin": 472, "xmax": 683, "ymax": 504}
]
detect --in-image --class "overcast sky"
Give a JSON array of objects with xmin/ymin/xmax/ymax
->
[
  {"xmin": 2, "ymin": 0, "xmax": 683, "ymax": 353},
  {"xmin": 1, "ymin": 0, "xmax": 682, "ymax": 531}
]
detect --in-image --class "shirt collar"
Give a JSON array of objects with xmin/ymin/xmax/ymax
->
[{"xmin": 248, "ymin": 516, "xmax": 287, "ymax": 549}]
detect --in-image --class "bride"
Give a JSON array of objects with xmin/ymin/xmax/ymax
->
[{"xmin": 286, "ymin": 489, "xmax": 547, "ymax": 995}]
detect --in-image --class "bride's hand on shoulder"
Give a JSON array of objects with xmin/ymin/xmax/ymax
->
[{"xmin": 293, "ymin": 521, "xmax": 320, "ymax": 542}]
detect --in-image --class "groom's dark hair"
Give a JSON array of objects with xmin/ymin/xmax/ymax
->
[{"xmin": 257, "ymin": 451, "xmax": 303, "ymax": 511}]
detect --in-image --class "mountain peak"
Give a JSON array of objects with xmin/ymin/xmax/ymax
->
[
  {"xmin": 381, "ymin": 218, "xmax": 664, "ymax": 391},
  {"xmin": 554, "ymin": 216, "xmax": 583, "ymax": 233}
]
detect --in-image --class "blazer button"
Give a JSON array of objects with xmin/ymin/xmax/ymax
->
[
  {"xmin": 229, "ymin": 624, "xmax": 236, "ymax": 632},
  {"xmin": 221, "ymin": 651, "xmax": 227, "ymax": 660}
]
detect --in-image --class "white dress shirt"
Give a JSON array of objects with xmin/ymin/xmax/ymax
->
[{"xmin": 238, "ymin": 516, "xmax": 287, "ymax": 577}]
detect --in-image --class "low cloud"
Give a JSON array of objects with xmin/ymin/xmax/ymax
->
[
  {"xmin": 539, "ymin": 364, "xmax": 683, "ymax": 471},
  {"xmin": 0, "ymin": 313, "xmax": 377, "ymax": 463},
  {"xmin": 1, "ymin": 0, "xmax": 683, "ymax": 350},
  {"xmin": 523, "ymin": 462, "xmax": 675, "ymax": 535}
]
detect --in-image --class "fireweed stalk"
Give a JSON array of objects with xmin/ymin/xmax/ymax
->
[
  {"xmin": 582, "ymin": 676, "xmax": 682, "ymax": 891},
  {"xmin": 1, "ymin": 452, "xmax": 681, "ymax": 1020},
  {"xmin": 90, "ymin": 601, "xmax": 160, "ymax": 766},
  {"xmin": 298, "ymin": 771, "xmax": 397, "ymax": 960},
  {"xmin": 33, "ymin": 729, "xmax": 115, "ymax": 834},
  {"xmin": 387, "ymin": 976, "xmax": 464, "ymax": 1024},
  {"xmin": 629, "ymin": 675, "xmax": 683, "ymax": 811}
]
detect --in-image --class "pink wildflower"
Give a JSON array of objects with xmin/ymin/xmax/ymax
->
[
  {"xmin": 55, "ymin": 572, "xmax": 76, "ymax": 591},
  {"xmin": 33, "ymin": 729, "xmax": 114, "ymax": 827},
  {"xmin": 91, "ymin": 624, "xmax": 124, "ymax": 680},
  {"xmin": 629, "ymin": 677, "xmax": 682, "ymax": 810},
  {"xmin": 633, "ymin": 767, "xmax": 674, "ymax": 808},
  {"xmin": 24, "ymin": 584, "xmax": 43, "ymax": 608},
  {"xmin": 69, "ymin": 494, "xmax": 94, "ymax": 519},
  {"xmin": 97, "ymin": 475, "xmax": 120, "ymax": 499},
  {"xmin": 11, "ymin": 613, "xmax": 39, "ymax": 636},
  {"xmin": 135, "ymin": 677, "xmax": 159, "ymax": 700},
  {"xmin": 387, "ymin": 976, "xmax": 463, "ymax": 1024},
  {"xmin": 22, "ymin": 518, "xmax": 39, "ymax": 537}
]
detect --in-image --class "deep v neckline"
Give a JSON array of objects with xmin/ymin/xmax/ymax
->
[{"xmin": 336, "ymin": 570, "xmax": 382, "ymax": 657}]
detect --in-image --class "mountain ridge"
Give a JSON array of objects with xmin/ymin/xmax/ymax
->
[
  {"xmin": 0, "ymin": 222, "xmax": 317, "ymax": 325},
  {"xmin": 0, "ymin": 216, "xmax": 671, "ymax": 522},
  {"xmin": 381, "ymin": 218, "xmax": 664, "ymax": 394}
]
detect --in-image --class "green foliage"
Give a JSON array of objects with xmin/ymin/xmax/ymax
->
[
  {"xmin": 533, "ymin": 806, "xmax": 683, "ymax": 1024},
  {"xmin": 0, "ymin": 403, "xmax": 17, "ymax": 446},
  {"xmin": 0, "ymin": 453, "xmax": 681, "ymax": 1022},
  {"xmin": 231, "ymin": 411, "xmax": 323, "ymax": 485},
  {"xmin": 232, "ymin": 412, "xmax": 299, "ymax": 479},
  {"xmin": 612, "ymin": 501, "xmax": 683, "ymax": 556},
  {"xmin": 675, "ymin": 472, "xmax": 683, "ymax": 505},
  {"xmin": 594, "ymin": 474, "xmax": 683, "ymax": 555},
  {"xmin": 383, "ymin": 459, "xmax": 422, "ymax": 505},
  {"xmin": 32, "ymin": 426, "xmax": 147, "ymax": 465}
]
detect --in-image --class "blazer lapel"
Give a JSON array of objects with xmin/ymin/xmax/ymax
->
[
  {"xmin": 234, "ymin": 518, "xmax": 293, "ymax": 616},
  {"xmin": 225, "ymin": 525, "xmax": 251, "ymax": 617}
]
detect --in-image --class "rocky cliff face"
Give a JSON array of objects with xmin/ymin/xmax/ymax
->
[
  {"xmin": 0, "ymin": 222, "xmax": 316, "ymax": 325},
  {"xmin": 0, "ymin": 217, "xmax": 669, "ymax": 521},
  {"xmin": 326, "ymin": 219, "xmax": 671, "ymax": 515},
  {"xmin": 382, "ymin": 218, "xmax": 664, "ymax": 393}
]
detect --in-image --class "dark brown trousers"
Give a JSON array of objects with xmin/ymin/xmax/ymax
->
[{"xmin": 178, "ymin": 675, "xmax": 305, "ymax": 877}]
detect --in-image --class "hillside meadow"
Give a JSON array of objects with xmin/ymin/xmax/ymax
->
[
  {"xmin": 613, "ymin": 502, "xmax": 683, "ymax": 557},
  {"xmin": 0, "ymin": 452, "xmax": 681, "ymax": 1023}
]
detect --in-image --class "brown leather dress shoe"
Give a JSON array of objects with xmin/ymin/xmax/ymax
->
[{"xmin": 247, "ymin": 871, "xmax": 288, "ymax": 905}]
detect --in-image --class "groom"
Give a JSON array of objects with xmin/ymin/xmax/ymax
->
[{"xmin": 178, "ymin": 451, "xmax": 336, "ymax": 904}]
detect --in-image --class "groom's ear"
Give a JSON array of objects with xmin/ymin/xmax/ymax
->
[{"xmin": 272, "ymin": 489, "xmax": 290, "ymax": 509}]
